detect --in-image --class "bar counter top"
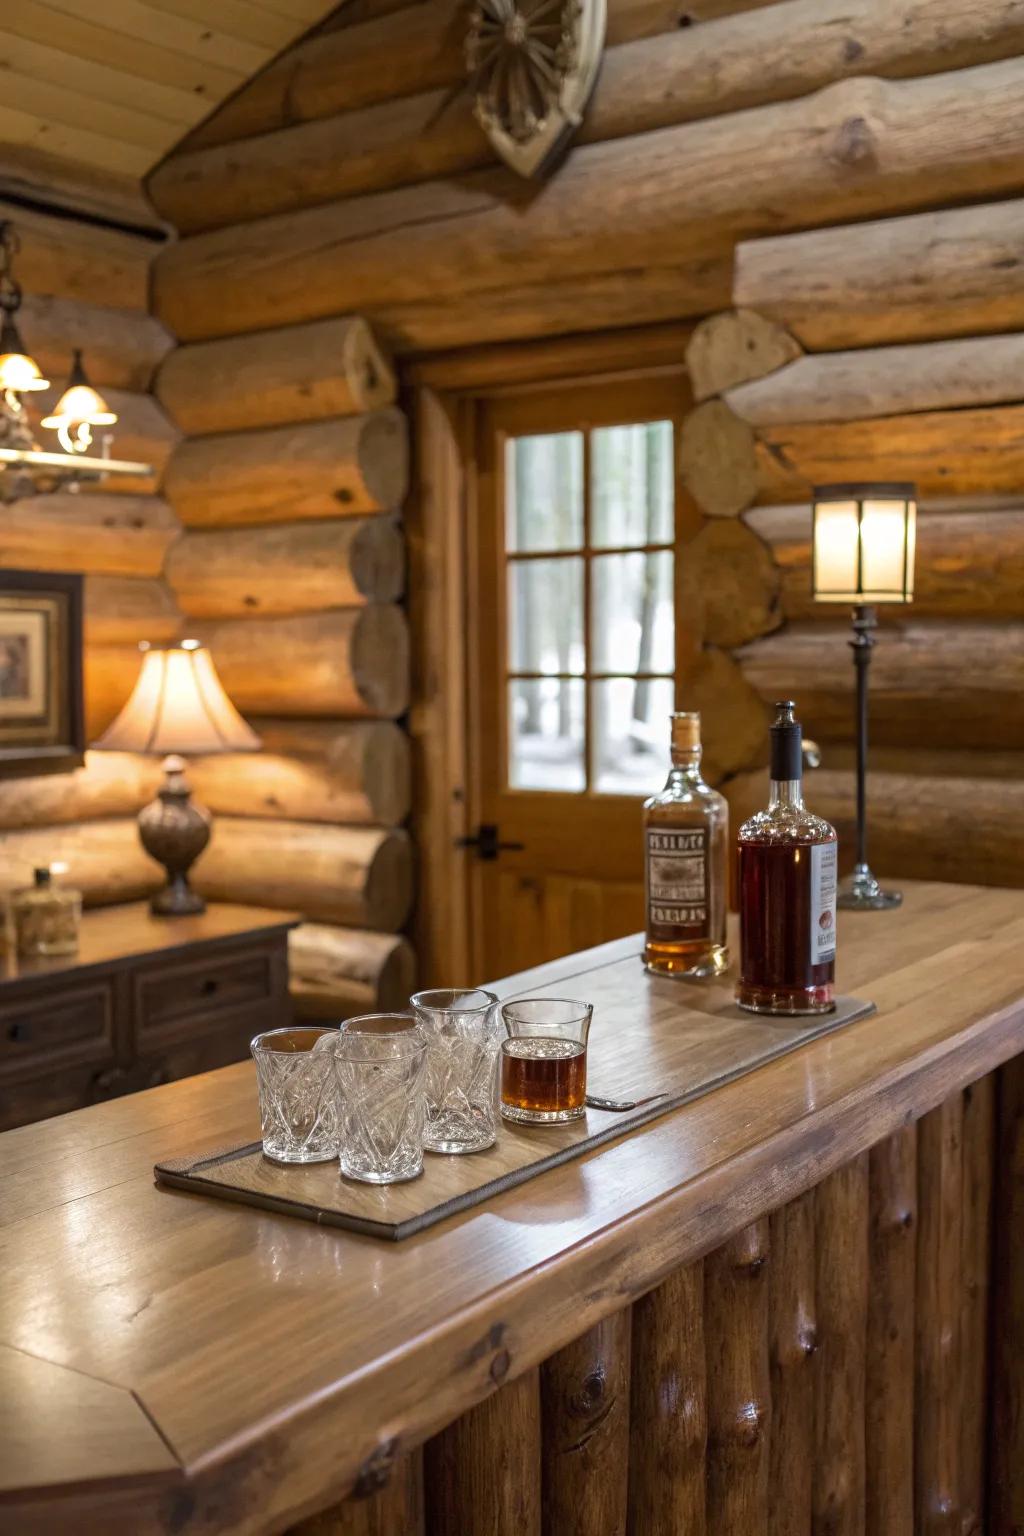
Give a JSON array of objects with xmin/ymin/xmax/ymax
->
[{"xmin": 3, "ymin": 880, "xmax": 1024, "ymax": 1534}]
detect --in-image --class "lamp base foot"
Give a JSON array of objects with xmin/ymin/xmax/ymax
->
[{"xmin": 837, "ymin": 863, "xmax": 902, "ymax": 912}]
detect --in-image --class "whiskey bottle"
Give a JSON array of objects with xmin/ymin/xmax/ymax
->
[
  {"xmin": 737, "ymin": 701, "xmax": 837, "ymax": 1015},
  {"xmin": 643, "ymin": 712, "xmax": 728, "ymax": 979}
]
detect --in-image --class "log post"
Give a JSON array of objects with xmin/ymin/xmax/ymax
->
[
  {"xmin": 193, "ymin": 819, "xmax": 413, "ymax": 931},
  {"xmin": 987, "ymin": 1056, "xmax": 1024, "ymax": 1535},
  {"xmin": 915, "ymin": 1096, "xmax": 964, "ymax": 1535},
  {"xmin": 189, "ymin": 720, "xmax": 411, "ymax": 827},
  {"xmin": 768, "ymin": 1191, "xmax": 815, "ymax": 1536},
  {"xmin": 627, "ymin": 1262, "xmax": 706, "ymax": 1536},
  {"xmin": 960, "ymin": 1075, "xmax": 996, "ymax": 1536},
  {"xmin": 166, "ymin": 518, "xmax": 405, "ymax": 618},
  {"xmin": 540, "ymin": 1311, "xmax": 631, "ymax": 1536},
  {"xmin": 814, "ymin": 1156, "xmax": 869, "ymax": 1536},
  {"xmin": 156, "ymin": 316, "xmax": 396, "ymax": 435},
  {"xmin": 705, "ymin": 1221, "xmax": 770, "ymax": 1535},
  {"xmin": 163, "ymin": 410, "xmax": 409, "ymax": 526},
  {"xmin": 289, "ymin": 926, "xmax": 416, "ymax": 1019},
  {"xmin": 193, "ymin": 608, "xmax": 410, "ymax": 719},
  {"xmin": 866, "ymin": 1125, "xmax": 917, "ymax": 1536},
  {"xmin": 686, "ymin": 310, "xmax": 801, "ymax": 402},
  {"xmin": 423, "ymin": 1368, "xmax": 542, "ymax": 1536},
  {"xmin": 285, "ymin": 1448, "xmax": 424, "ymax": 1535}
]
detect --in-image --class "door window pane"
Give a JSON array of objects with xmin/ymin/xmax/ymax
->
[
  {"xmin": 591, "ymin": 678, "xmax": 673, "ymax": 795},
  {"xmin": 509, "ymin": 679, "xmax": 585, "ymax": 791},
  {"xmin": 591, "ymin": 421, "xmax": 673, "ymax": 548},
  {"xmin": 508, "ymin": 557, "xmax": 584, "ymax": 675},
  {"xmin": 506, "ymin": 432, "xmax": 584, "ymax": 553},
  {"xmin": 591, "ymin": 552, "xmax": 674, "ymax": 675}
]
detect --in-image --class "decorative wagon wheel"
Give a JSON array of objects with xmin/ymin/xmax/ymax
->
[{"xmin": 465, "ymin": 0, "xmax": 607, "ymax": 178}]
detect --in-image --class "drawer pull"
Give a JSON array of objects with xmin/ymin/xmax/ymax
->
[
  {"xmin": 7, "ymin": 1021, "xmax": 31, "ymax": 1042},
  {"xmin": 201, "ymin": 978, "xmax": 220, "ymax": 998}
]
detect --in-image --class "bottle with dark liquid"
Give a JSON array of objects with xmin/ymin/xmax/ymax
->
[
  {"xmin": 643, "ymin": 711, "xmax": 728, "ymax": 979},
  {"xmin": 737, "ymin": 701, "xmax": 837, "ymax": 1015}
]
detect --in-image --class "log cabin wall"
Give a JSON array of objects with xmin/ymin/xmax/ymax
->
[{"xmin": 0, "ymin": 201, "xmax": 182, "ymax": 903}]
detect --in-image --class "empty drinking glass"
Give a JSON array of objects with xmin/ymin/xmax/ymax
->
[
  {"xmin": 411, "ymin": 988, "xmax": 501, "ymax": 1154},
  {"xmin": 500, "ymin": 998, "xmax": 593, "ymax": 1125},
  {"xmin": 251, "ymin": 1026, "xmax": 341, "ymax": 1163},
  {"xmin": 334, "ymin": 1014, "xmax": 428, "ymax": 1184}
]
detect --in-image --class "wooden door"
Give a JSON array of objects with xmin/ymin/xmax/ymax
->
[{"xmin": 467, "ymin": 373, "xmax": 696, "ymax": 979}]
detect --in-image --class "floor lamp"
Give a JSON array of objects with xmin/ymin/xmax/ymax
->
[{"xmin": 811, "ymin": 482, "xmax": 917, "ymax": 911}]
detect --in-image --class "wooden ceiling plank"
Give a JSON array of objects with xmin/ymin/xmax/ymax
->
[
  {"xmin": 0, "ymin": 103, "xmax": 153, "ymax": 178},
  {"xmin": 7, "ymin": 1, "xmax": 246, "ymax": 99},
  {"xmin": 143, "ymin": 0, "xmax": 303, "ymax": 52},
  {"xmin": 0, "ymin": 29, "xmax": 210, "ymax": 128},
  {"xmin": 0, "ymin": 71, "xmax": 187, "ymax": 154},
  {"xmin": 248, "ymin": 0, "xmax": 343, "ymax": 20},
  {"xmin": 38, "ymin": 0, "xmax": 270, "ymax": 75}
]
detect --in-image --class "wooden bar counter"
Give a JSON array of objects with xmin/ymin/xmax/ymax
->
[{"xmin": 3, "ymin": 880, "xmax": 1023, "ymax": 1535}]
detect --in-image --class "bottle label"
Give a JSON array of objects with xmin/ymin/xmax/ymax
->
[
  {"xmin": 809, "ymin": 841, "xmax": 838, "ymax": 966},
  {"xmin": 646, "ymin": 828, "xmax": 708, "ymax": 932}
]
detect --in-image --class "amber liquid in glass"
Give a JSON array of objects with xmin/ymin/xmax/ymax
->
[{"xmin": 501, "ymin": 1038, "xmax": 586, "ymax": 1115}]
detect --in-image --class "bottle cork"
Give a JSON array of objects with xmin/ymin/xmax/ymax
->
[{"xmin": 670, "ymin": 711, "xmax": 701, "ymax": 751}]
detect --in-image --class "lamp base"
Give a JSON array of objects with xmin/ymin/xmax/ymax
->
[
  {"xmin": 138, "ymin": 754, "xmax": 211, "ymax": 919},
  {"xmin": 837, "ymin": 862, "xmax": 902, "ymax": 912}
]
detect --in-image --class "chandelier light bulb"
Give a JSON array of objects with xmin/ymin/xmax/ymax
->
[{"xmin": 41, "ymin": 350, "xmax": 117, "ymax": 454}]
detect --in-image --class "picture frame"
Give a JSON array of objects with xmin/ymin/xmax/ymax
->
[{"xmin": 0, "ymin": 569, "xmax": 84, "ymax": 778}]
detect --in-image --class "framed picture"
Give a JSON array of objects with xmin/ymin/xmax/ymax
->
[{"xmin": 0, "ymin": 570, "xmax": 84, "ymax": 778}]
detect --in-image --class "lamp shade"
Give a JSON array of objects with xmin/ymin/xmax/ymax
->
[
  {"xmin": 0, "ymin": 312, "xmax": 48, "ymax": 394},
  {"xmin": 41, "ymin": 349, "xmax": 117, "ymax": 453},
  {"xmin": 93, "ymin": 641, "xmax": 261, "ymax": 756},
  {"xmin": 811, "ymin": 482, "xmax": 917, "ymax": 604}
]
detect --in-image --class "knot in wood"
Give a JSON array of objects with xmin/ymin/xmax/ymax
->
[
  {"xmin": 799, "ymin": 1324, "xmax": 818, "ymax": 1359},
  {"xmin": 351, "ymin": 1438, "xmax": 399, "ymax": 1499},
  {"xmin": 830, "ymin": 115, "xmax": 878, "ymax": 171},
  {"xmin": 570, "ymin": 1366, "xmax": 608, "ymax": 1419},
  {"xmin": 719, "ymin": 1398, "xmax": 767, "ymax": 1450},
  {"xmin": 490, "ymin": 1348, "xmax": 511, "ymax": 1384}
]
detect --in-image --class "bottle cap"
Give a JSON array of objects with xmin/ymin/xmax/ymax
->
[
  {"xmin": 670, "ymin": 711, "xmax": 701, "ymax": 752},
  {"xmin": 33, "ymin": 867, "xmax": 52, "ymax": 887},
  {"xmin": 769, "ymin": 700, "xmax": 803, "ymax": 781}
]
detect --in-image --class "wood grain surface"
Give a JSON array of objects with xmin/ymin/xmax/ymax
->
[{"xmin": 1, "ymin": 881, "xmax": 1023, "ymax": 1536}]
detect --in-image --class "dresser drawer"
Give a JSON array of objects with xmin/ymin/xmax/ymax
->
[
  {"xmin": 135, "ymin": 947, "xmax": 275, "ymax": 1040},
  {"xmin": 0, "ymin": 982, "xmax": 115, "ymax": 1078}
]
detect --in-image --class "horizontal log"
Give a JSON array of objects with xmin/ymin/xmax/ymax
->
[
  {"xmin": 734, "ymin": 197, "xmax": 1024, "ymax": 351},
  {"xmin": 0, "ymin": 819, "xmax": 159, "ymax": 907},
  {"xmin": 681, "ymin": 519, "xmax": 781, "ymax": 648},
  {"xmin": 1, "ymin": 141, "xmax": 163, "ymax": 233},
  {"xmin": 289, "ymin": 924, "xmax": 416, "ymax": 1019},
  {"xmin": 179, "ymin": 0, "xmax": 724, "ymax": 156},
  {"xmin": 193, "ymin": 607, "xmax": 410, "ymax": 718},
  {"xmin": 165, "ymin": 517, "xmax": 404, "ymax": 617},
  {"xmin": 154, "ymin": 59, "xmax": 1024, "ymax": 342},
  {"xmin": 193, "ymin": 818, "xmax": 413, "ymax": 930},
  {"xmin": 3, "ymin": 199, "xmax": 153, "ymax": 312},
  {"xmin": 25, "ymin": 387, "xmax": 179, "ymax": 496},
  {"xmin": 189, "ymin": 719, "xmax": 411, "ymax": 826},
  {"xmin": 162, "ymin": 410, "xmax": 408, "ymax": 526},
  {"xmin": 84, "ymin": 576, "xmax": 182, "ymax": 644},
  {"xmin": 155, "ymin": 317, "xmax": 396, "ymax": 436},
  {"xmin": 83, "ymin": 645, "xmax": 145, "ymax": 740},
  {"xmin": 0, "ymin": 752, "xmax": 160, "ymax": 830},
  {"xmin": 737, "ymin": 621, "xmax": 1024, "ymax": 750},
  {"xmin": 0, "ymin": 494, "xmax": 180, "ymax": 578},
  {"xmin": 18, "ymin": 293, "xmax": 172, "ymax": 392},
  {"xmin": 727, "ymin": 332, "xmax": 1024, "ymax": 425},
  {"xmin": 747, "ymin": 504, "xmax": 1024, "ymax": 622},
  {"xmin": 149, "ymin": 0, "xmax": 1024, "ymax": 233},
  {"xmin": 755, "ymin": 403, "xmax": 1024, "ymax": 504},
  {"xmin": 410, "ymin": 321, "xmax": 693, "ymax": 392}
]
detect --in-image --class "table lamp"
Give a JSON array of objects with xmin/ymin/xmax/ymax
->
[
  {"xmin": 93, "ymin": 640, "xmax": 260, "ymax": 916},
  {"xmin": 811, "ymin": 482, "xmax": 917, "ymax": 911}
]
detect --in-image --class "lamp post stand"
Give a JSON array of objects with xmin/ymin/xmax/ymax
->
[{"xmin": 839, "ymin": 603, "xmax": 902, "ymax": 911}]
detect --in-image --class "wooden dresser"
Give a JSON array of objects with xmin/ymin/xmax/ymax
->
[{"xmin": 0, "ymin": 903, "xmax": 297, "ymax": 1131}]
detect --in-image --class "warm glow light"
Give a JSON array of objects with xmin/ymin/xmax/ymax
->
[
  {"xmin": 0, "ymin": 349, "xmax": 49, "ymax": 393},
  {"xmin": 41, "ymin": 355, "xmax": 117, "ymax": 455},
  {"xmin": 92, "ymin": 643, "xmax": 261, "ymax": 757},
  {"xmin": 811, "ymin": 483, "xmax": 916, "ymax": 604}
]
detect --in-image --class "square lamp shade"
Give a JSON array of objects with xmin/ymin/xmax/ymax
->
[
  {"xmin": 811, "ymin": 482, "xmax": 917, "ymax": 604},
  {"xmin": 92, "ymin": 641, "xmax": 258, "ymax": 917},
  {"xmin": 94, "ymin": 640, "xmax": 259, "ymax": 756}
]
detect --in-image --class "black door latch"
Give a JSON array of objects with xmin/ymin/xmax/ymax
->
[{"xmin": 455, "ymin": 823, "xmax": 526, "ymax": 861}]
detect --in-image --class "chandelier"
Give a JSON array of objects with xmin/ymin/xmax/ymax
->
[{"xmin": 0, "ymin": 221, "xmax": 152, "ymax": 503}]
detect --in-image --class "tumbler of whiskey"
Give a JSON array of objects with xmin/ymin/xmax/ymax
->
[{"xmin": 500, "ymin": 998, "xmax": 593, "ymax": 1125}]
